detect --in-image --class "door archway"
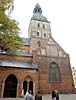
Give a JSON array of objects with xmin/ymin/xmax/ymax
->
[{"xmin": 3, "ymin": 74, "xmax": 18, "ymax": 98}]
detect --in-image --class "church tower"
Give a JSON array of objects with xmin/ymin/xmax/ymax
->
[
  {"xmin": 28, "ymin": 3, "xmax": 67, "ymax": 58},
  {"xmin": 0, "ymin": 3, "xmax": 75, "ymax": 97},
  {"xmin": 28, "ymin": 3, "xmax": 74, "ymax": 93},
  {"xmin": 28, "ymin": 3, "xmax": 52, "ymax": 53}
]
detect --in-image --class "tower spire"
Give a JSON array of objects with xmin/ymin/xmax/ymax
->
[
  {"xmin": 37, "ymin": 0, "xmax": 38, "ymax": 3},
  {"xmin": 33, "ymin": 3, "xmax": 42, "ymax": 14}
]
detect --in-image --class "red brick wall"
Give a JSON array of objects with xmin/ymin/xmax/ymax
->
[
  {"xmin": 0, "ymin": 54, "xmax": 32, "ymax": 63},
  {"xmin": 0, "ymin": 51, "xmax": 75, "ymax": 97},
  {"xmin": 36, "ymin": 55, "xmax": 75, "ymax": 94},
  {"xmin": 0, "ymin": 67, "xmax": 38, "ymax": 97}
]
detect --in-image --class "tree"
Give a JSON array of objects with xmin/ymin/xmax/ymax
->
[
  {"xmin": 0, "ymin": 0, "xmax": 24, "ymax": 54},
  {"xmin": 0, "ymin": 0, "xmax": 14, "ymax": 13}
]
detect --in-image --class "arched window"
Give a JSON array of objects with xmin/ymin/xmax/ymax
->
[
  {"xmin": 37, "ymin": 41, "xmax": 41, "ymax": 47},
  {"xmin": 49, "ymin": 62, "xmax": 61, "ymax": 82},
  {"xmin": 23, "ymin": 76, "xmax": 33, "ymax": 94}
]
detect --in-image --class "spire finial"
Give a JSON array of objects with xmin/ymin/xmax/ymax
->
[
  {"xmin": 33, "ymin": 2, "xmax": 42, "ymax": 14},
  {"xmin": 37, "ymin": 0, "xmax": 38, "ymax": 3}
]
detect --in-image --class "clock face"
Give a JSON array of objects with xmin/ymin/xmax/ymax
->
[{"xmin": 38, "ymin": 16, "xmax": 43, "ymax": 20}]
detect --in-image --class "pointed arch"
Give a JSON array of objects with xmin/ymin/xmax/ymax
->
[
  {"xmin": 50, "ymin": 62, "xmax": 58, "ymax": 68},
  {"xmin": 3, "ymin": 74, "xmax": 18, "ymax": 98},
  {"xmin": 23, "ymin": 75, "xmax": 33, "ymax": 95},
  {"xmin": 25, "ymin": 75, "xmax": 33, "ymax": 81}
]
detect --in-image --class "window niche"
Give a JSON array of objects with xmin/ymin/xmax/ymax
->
[
  {"xmin": 37, "ymin": 32, "xmax": 39, "ymax": 36},
  {"xmin": 37, "ymin": 41, "xmax": 41, "ymax": 48},
  {"xmin": 44, "ymin": 33, "xmax": 46, "ymax": 37},
  {"xmin": 37, "ymin": 23, "xmax": 40, "ymax": 28},
  {"xmin": 49, "ymin": 62, "xmax": 61, "ymax": 82},
  {"xmin": 43, "ymin": 24, "xmax": 45, "ymax": 29}
]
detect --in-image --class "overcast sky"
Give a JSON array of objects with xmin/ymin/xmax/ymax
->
[{"xmin": 11, "ymin": 0, "xmax": 76, "ymax": 68}]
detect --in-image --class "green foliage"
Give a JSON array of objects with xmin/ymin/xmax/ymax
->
[
  {"xmin": 0, "ymin": 0, "xmax": 24, "ymax": 55},
  {"xmin": 0, "ymin": 0, "xmax": 14, "ymax": 13}
]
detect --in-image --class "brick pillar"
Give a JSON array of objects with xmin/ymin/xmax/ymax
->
[{"xmin": 17, "ymin": 81, "xmax": 22, "ymax": 97}]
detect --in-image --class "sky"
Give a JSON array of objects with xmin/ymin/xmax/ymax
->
[{"xmin": 11, "ymin": 0, "xmax": 76, "ymax": 68}]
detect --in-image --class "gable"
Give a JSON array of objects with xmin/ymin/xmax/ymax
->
[
  {"xmin": 46, "ymin": 37, "xmax": 67, "ymax": 57},
  {"xmin": 37, "ymin": 37, "xmax": 68, "ymax": 58}
]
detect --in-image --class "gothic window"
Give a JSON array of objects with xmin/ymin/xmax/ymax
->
[
  {"xmin": 37, "ymin": 32, "xmax": 39, "ymax": 36},
  {"xmin": 49, "ymin": 62, "xmax": 61, "ymax": 82}
]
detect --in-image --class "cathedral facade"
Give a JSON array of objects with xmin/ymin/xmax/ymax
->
[{"xmin": 0, "ymin": 3, "xmax": 74, "ymax": 98}]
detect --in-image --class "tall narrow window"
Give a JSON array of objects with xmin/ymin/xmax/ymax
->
[
  {"xmin": 37, "ymin": 32, "xmax": 39, "ymax": 36},
  {"xmin": 44, "ymin": 33, "xmax": 46, "ymax": 37},
  {"xmin": 49, "ymin": 62, "xmax": 61, "ymax": 82},
  {"xmin": 37, "ymin": 23, "xmax": 40, "ymax": 28},
  {"xmin": 43, "ymin": 24, "xmax": 45, "ymax": 29}
]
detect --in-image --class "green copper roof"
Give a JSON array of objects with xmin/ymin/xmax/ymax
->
[
  {"xmin": 31, "ymin": 3, "xmax": 50, "ymax": 23},
  {"xmin": 33, "ymin": 3, "xmax": 42, "ymax": 14}
]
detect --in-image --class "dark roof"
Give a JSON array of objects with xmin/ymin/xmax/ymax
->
[
  {"xmin": 0, "ymin": 60, "xmax": 38, "ymax": 69},
  {"xmin": 18, "ymin": 52, "xmax": 32, "ymax": 57},
  {"xmin": 0, "ymin": 51, "xmax": 32, "ymax": 57}
]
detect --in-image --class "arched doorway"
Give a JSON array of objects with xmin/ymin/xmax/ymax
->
[
  {"xmin": 23, "ymin": 76, "xmax": 33, "ymax": 95},
  {"xmin": 3, "ymin": 74, "xmax": 18, "ymax": 98}
]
